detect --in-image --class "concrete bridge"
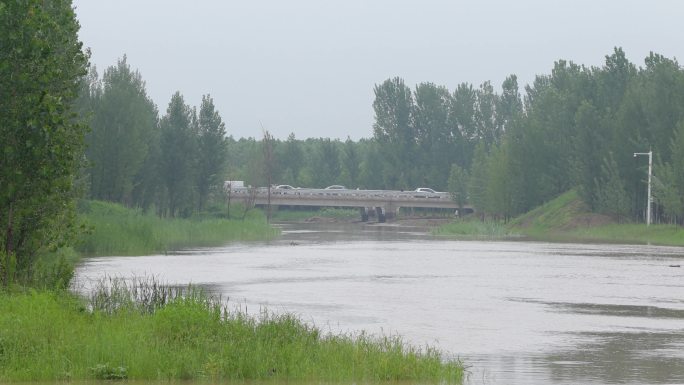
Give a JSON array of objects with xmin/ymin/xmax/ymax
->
[{"xmin": 230, "ymin": 187, "xmax": 471, "ymax": 222}]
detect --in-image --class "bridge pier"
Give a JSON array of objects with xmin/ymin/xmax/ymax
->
[
  {"xmin": 376, "ymin": 206, "xmax": 386, "ymax": 223},
  {"xmin": 360, "ymin": 207, "xmax": 369, "ymax": 222}
]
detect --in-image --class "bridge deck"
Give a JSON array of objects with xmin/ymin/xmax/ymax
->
[{"xmin": 231, "ymin": 187, "xmax": 470, "ymax": 210}]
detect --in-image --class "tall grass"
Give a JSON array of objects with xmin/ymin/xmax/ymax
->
[
  {"xmin": 433, "ymin": 219, "xmax": 512, "ymax": 238},
  {"xmin": 76, "ymin": 200, "xmax": 279, "ymax": 256},
  {"xmin": 0, "ymin": 282, "xmax": 464, "ymax": 383}
]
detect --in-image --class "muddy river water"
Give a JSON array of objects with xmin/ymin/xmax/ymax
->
[{"xmin": 74, "ymin": 221, "xmax": 684, "ymax": 384}]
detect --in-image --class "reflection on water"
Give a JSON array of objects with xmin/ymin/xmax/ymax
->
[
  {"xmin": 545, "ymin": 331, "xmax": 684, "ymax": 384},
  {"xmin": 518, "ymin": 299, "xmax": 684, "ymax": 319},
  {"xmin": 75, "ymin": 221, "xmax": 684, "ymax": 385}
]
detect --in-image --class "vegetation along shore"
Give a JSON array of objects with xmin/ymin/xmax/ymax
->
[
  {"xmin": 436, "ymin": 190, "xmax": 684, "ymax": 246},
  {"xmin": 76, "ymin": 200, "xmax": 278, "ymax": 257},
  {"xmin": 0, "ymin": 280, "xmax": 463, "ymax": 383},
  {"xmin": 4, "ymin": 0, "xmax": 684, "ymax": 383}
]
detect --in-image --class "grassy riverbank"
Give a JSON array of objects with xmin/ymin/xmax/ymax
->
[
  {"xmin": 0, "ymin": 285, "xmax": 463, "ymax": 383},
  {"xmin": 436, "ymin": 190, "xmax": 684, "ymax": 246},
  {"xmin": 76, "ymin": 201, "xmax": 279, "ymax": 256},
  {"xmin": 433, "ymin": 219, "xmax": 511, "ymax": 238}
]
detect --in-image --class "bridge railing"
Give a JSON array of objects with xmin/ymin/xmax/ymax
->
[{"xmin": 228, "ymin": 187, "xmax": 452, "ymax": 202}]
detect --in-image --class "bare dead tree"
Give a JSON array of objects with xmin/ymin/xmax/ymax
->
[
  {"xmin": 262, "ymin": 130, "xmax": 275, "ymax": 222},
  {"xmin": 224, "ymin": 181, "xmax": 232, "ymax": 219},
  {"xmin": 240, "ymin": 187, "xmax": 257, "ymax": 220}
]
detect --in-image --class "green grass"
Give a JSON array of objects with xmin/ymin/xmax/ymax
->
[
  {"xmin": 432, "ymin": 219, "xmax": 512, "ymax": 238},
  {"xmin": 76, "ymin": 201, "xmax": 279, "ymax": 256},
  {"xmin": 436, "ymin": 190, "xmax": 684, "ymax": 246},
  {"xmin": 0, "ymin": 285, "xmax": 463, "ymax": 383},
  {"xmin": 568, "ymin": 223, "xmax": 684, "ymax": 246},
  {"xmin": 508, "ymin": 190, "xmax": 584, "ymax": 232},
  {"xmin": 507, "ymin": 190, "xmax": 684, "ymax": 245}
]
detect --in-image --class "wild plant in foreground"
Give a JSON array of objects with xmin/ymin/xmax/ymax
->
[
  {"xmin": 0, "ymin": 279, "xmax": 463, "ymax": 383},
  {"xmin": 86, "ymin": 275, "xmax": 214, "ymax": 314}
]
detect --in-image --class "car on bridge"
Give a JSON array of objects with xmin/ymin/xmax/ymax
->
[
  {"xmin": 324, "ymin": 185, "xmax": 346, "ymax": 190},
  {"xmin": 415, "ymin": 187, "xmax": 437, "ymax": 193},
  {"xmin": 275, "ymin": 184, "xmax": 296, "ymax": 190},
  {"xmin": 414, "ymin": 187, "xmax": 441, "ymax": 198}
]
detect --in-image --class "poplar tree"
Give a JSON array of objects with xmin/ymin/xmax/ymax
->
[
  {"xmin": 86, "ymin": 56, "xmax": 159, "ymax": 205},
  {"xmin": 159, "ymin": 92, "xmax": 197, "ymax": 217},
  {"xmin": 196, "ymin": 95, "xmax": 228, "ymax": 211},
  {"xmin": 0, "ymin": 0, "xmax": 88, "ymax": 285},
  {"xmin": 373, "ymin": 77, "xmax": 416, "ymax": 188}
]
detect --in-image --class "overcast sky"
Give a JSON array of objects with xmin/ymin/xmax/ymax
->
[{"xmin": 73, "ymin": 0, "xmax": 683, "ymax": 140}]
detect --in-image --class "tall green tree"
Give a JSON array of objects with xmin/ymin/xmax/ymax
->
[
  {"xmin": 159, "ymin": 92, "xmax": 197, "ymax": 217},
  {"xmin": 468, "ymin": 143, "xmax": 489, "ymax": 217},
  {"xmin": 341, "ymin": 137, "xmax": 361, "ymax": 188},
  {"xmin": 451, "ymin": 83, "xmax": 478, "ymax": 169},
  {"xmin": 475, "ymin": 81, "xmax": 498, "ymax": 148},
  {"xmin": 447, "ymin": 164, "xmax": 469, "ymax": 214},
  {"xmin": 279, "ymin": 133, "xmax": 304, "ymax": 186},
  {"xmin": 496, "ymin": 75, "xmax": 523, "ymax": 134},
  {"xmin": 310, "ymin": 138, "xmax": 341, "ymax": 187},
  {"xmin": 196, "ymin": 95, "xmax": 228, "ymax": 211},
  {"xmin": 572, "ymin": 101, "xmax": 605, "ymax": 209},
  {"xmin": 485, "ymin": 143, "xmax": 516, "ymax": 220},
  {"xmin": 373, "ymin": 77, "xmax": 416, "ymax": 188},
  {"xmin": 85, "ymin": 56, "xmax": 159, "ymax": 205},
  {"xmin": 413, "ymin": 82, "xmax": 454, "ymax": 189},
  {"xmin": 654, "ymin": 121, "xmax": 684, "ymax": 223},
  {"xmin": 0, "ymin": 0, "xmax": 88, "ymax": 286},
  {"xmin": 594, "ymin": 153, "xmax": 630, "ymax": 221},
  {"xmin": 358, "ymin": 141, "xmax": 384, "ymax": 189}
]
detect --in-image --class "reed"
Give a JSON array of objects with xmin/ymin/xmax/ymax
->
[
  {"xmin": 0, "ymin": 281, "xmax": 463, "ymax": 383},
  {"xmin": 76, "ymin": 200, "xmax": 279, "ymax": 256},
  {"xmin": 433, "ymin": 219, "xmax": 511, "ymax": 238}
]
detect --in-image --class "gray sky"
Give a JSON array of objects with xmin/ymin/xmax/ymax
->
[{"xmin": 73, "ymin": 0, "xmax": 683, "ymax": 140}]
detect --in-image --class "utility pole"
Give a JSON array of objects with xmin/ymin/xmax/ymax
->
[{"xmin": 633, "ymin": 150, "xmax": 653, "ymax": 226}]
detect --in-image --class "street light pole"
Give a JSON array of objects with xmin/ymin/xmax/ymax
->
[{"xmin": 633, "ymin": 150, "xmax": 653, "ymax": 226}]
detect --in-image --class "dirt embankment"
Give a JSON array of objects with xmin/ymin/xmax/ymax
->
[{"xmin": 302, "ymin": 215, "xmax": 452, "ymax": 227}]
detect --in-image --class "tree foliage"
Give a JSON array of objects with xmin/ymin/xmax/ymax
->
[
  {"xmin": 159, "ymin": 92, "xmax": 197, "ymax": 217},
  {"xmin": 196, "ymin": 95, "xmax": 228, "ymax": 211},
  {"xmin": 0, "ymin": 0, "xmax": 88, "ymax": 286},
  {"xmin": 447, "ymin": 164, "xmax": 469, "ymax": 213},
  {"xmin": 77, "ymin": 47, "xmax": 684, "ymax": 228},
  {"xmin": 84, "ymin": 56, "xmax": 158, "ymax": 205}
]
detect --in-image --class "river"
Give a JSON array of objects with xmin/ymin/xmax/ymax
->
[{"xmin": 74, "ymin": 221, "xmax": 684, "ymax": 385}]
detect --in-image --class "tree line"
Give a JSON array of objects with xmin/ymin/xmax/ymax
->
[
  {"xmin": 5, "ymin": 10, "xmax": 684, "ymax": 289},
  {"xmin": 463, "ymin": 48, "xmax": 684, "ymax": 224},
  {"xmin": 78, "ymin": 57, "xmax": 228, "ymax": 217},
  {"xmin": 227, "ymin": 48, "xmax": 684, "ymax": 225},
  {"xmin": 80, "ymin": 48, "xmax": 684, "ymax": 227}
]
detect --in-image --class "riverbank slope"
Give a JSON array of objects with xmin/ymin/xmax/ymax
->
[{"xmin": 437, "ymin": 190, "xmax": 684, "ymax": 246}]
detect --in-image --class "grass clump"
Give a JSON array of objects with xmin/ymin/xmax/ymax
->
[
  {"xmin": 0, "ymin": 281, "xmax": 464, "ymax": 383},
  {"xmin": 76, "ymin": 200, "xmax": 279, "ymax": 256}
]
